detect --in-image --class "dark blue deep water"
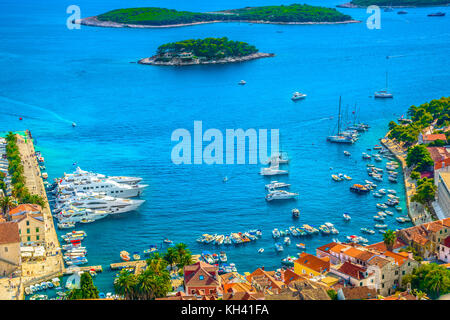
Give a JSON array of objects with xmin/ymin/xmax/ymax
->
[{"xmin": 1, "ymin": 0, "xmax": 449, "ymax": 293}]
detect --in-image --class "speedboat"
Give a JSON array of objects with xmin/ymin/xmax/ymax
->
[
  {"xmin": 360, "ymin": 227, "xmax": 375, "ymax": 235},
  {"xmin": 296, "ymin": 243, "xmax": 306, "ymax": 250},
  {"xmin": 57, "ymin": 221, "xmax": 75, "ymax": 229},
  {"xmin": 374, "ymin": 90, "xmax": 393, "ymax": 98},
  {"xmin": 395, "ymin": 206, "xmax": 402, "ymax": 211},
  {"xmin": 265, "ymin": 181, "xmax": 291, "ymax": 189},
  {"xmin": 272, "ymin": 228, "xmax": 281, "ymax": 239},
  {"xmin": 219, "ymin": 251, "xmax": 227, "ymax": 263},
  {"xmin": 238, "ymin": 80, "xmax": 246, "ymax": 85},
  {"xmin": 343, "ymin": 213, "xmax": 351, "ymax": 221},
  {"xmin": 281, "ymin": 256, "xmax": 296, "ymax": 267},
  {"xmin": 387, "ymin": 189, "xmax": 397, "ymax": 194},
  {"xmin": 428, "ymin": 12, "xmax": 445, "ymax": 17},
  {"xmin": 376, "ymin": 203, "xmax": 388, "ymax": 210},
  {"xmin": 350, "ymin": 184, "xmax": 370, "ymax": 194},
  {"xmin": 258, "ymin": 248, "xmax": 264, "ymax": 253},
  {"xmin": 292, "ymin": 208, "xmax": 300, "ymax": 218},
  {"xmin": 284, "ymin": 237, "xmax": 291, "ymax": 245},
  {"xmin": 291, "ymin": 92, "xmax": 307, "ymax": 101},
  {"xmin": 332, "ymin": 174, "xmax": 343, "ymax": 182},
  {"xmin": 260, "ymin": 167, "xmax": 288, "ymax": 176},
  {"xmin": 374, "ymin": 215, "xmax": 385, "ymax": 221},
  {"xmin": 120, "ymin": 251, "xmax": 130, "ymax": 261},
  {"xmin": 374, "ymin": 224, "xmax": 388, "ymax": 229},
  {"xmin": 343, "ymin": 151, "xmax": 351, "ymax": 156},
  {"xmin": 274, "ymin": 243, "xmax": 284, "ymax": 252},
  {"xmin": 266, "ymin": 190, "xmax": 298, "ymax": 201}
]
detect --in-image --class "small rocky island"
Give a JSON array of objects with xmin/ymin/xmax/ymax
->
[
  {"xmin": 77, "ymin": 4, "xmax": 359, "ymax": 29},
  {"xmin": 138, "ymin": 37, "xmax": 274, "ymax": 66}
]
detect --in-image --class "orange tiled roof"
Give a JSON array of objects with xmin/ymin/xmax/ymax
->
[
  {"xmin": 247, "ymin": 268, "xmax": 283, "ymax": 291},
  {"xmin": 316, "ymin": 242, "xmax": 340, "ymax": 253},
  {"xmin": 337, "ymin": 261, "xmax": 367, "ymax": 280},
  {"xmin": 294, "ymin": 253, "xmax": 330, "ymax": 273},
  {"xmin": 367, "ymin": 256, "xmax": 391, "ymax": 268},
  {"xmin": 9, "ymin": 204, "xmax": 41, "ymax": 216},
  {"xmin": 328, "ymin": 243, "xmax": 348, "ymax": 254},
  {"xmin": 366, "ymin": 239, "xmax": 407, "ymax": 252},
  {"xmin": 382, "ymin": 251, "xmax": 408, "ymax": 266},
  {"xmin": 342, "ymin": 247, "xmax": 375, "ymax": 261},
  {"xmin": 184, "ymin": 261, "xmax": 220, "ymax": 288},
  {"xmin": 423, "ymin": 134, "xmax": 446, "ymax": 141}
]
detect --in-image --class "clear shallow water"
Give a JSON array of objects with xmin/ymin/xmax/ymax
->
[{"xmin": 1, "ymin": 0, "xmax": 449, "ymax": 294}]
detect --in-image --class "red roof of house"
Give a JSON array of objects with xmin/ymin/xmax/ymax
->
[
  {"xmin": 423, "ymin": 134, "xmax": 447, "ymax": 142},
  {"xmin": 427, "ymin": 147, "xmax": 450, "ymax": 169},
  {"xmin": 337, "ymin": 261, "xmax": 367, "ymax": 280},
  {"xmin": 184, "ymin": 261, "xmax": 220, "ymax": 288},
  {"xmin": 366, "ymin": 239, "xmax": 407, "ymax": 252}
]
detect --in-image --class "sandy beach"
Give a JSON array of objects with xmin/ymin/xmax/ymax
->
[{"xmin": 76, "ymin": 16, "xmax": 361, "ymax": 29}]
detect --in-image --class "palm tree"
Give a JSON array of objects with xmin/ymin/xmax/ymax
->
[
  {"xmin": 164, "ymin": 247, "xmax": 178, "ymax": 271},
  {"xmin": 383, "ymin": 229, "xmax": 396, "ymax": 251},
  {"xmin": 412, "ymin": 289, "xmax": 429, "ymax": 300},
  {"xmin": 174, "ymin": 243, "xmax": 192, "ymax": 270},
  {"xmin": 114, "ymin": 269, "xmax": 138, "ymax": 300},
  {"xmin": 0, "ymin": 196, "xmax": 14, "ymax": 216}
]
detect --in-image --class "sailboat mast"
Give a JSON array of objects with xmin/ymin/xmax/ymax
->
[{"xmin": 338, "ymin": 96, "xmax": 342, "ymax": 135}]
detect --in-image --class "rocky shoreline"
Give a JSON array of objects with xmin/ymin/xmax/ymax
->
[
  {"xmin": 337, "ymin": 2, "xmax": 450, "ymax": 8},
  {"xmin": 76, "ymin": 16, "xmax": 361, "ymax": 29},
  {"xmin": 138, "ymin": 52, "xmax": 275, "ymax": 66}
]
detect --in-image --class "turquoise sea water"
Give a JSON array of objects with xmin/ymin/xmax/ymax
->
[{"xmin": 1, "ymin": 0, "xmax": 449, "ymax": 294}]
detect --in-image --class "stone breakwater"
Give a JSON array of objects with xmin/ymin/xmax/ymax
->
[
  {"xmin": 76, "ymin": 16, "xmax": 361, "ymax": 29},
  {"xmin": 138, "ymin": 52, "xmax": 275, "ymax": 66}
]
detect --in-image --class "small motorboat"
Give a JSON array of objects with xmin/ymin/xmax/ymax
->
[
  {"xmin": 57, "ymin": 221, "xmax": 75, "ymax": 229},
  {"xmin": 291, "ymin": 92, "xmax": 307, "ymax": 101},
  {"xmin": 387, "ymin": 189, "xmax": 397, "ymax": 194},
  {"xmin": 360, "ymin": 227, "xmax": 375, "ymax": 235},
  {"xmin": 284, "ymin": 237, "xmax": 291, "ymax": 245},
  {"xmin": 120, "ymin": 251, "xmax": 130, "ymax": 262},
  {"xmin": 343, "ymin": 151, "xmax": 351, "ymax": 156},
  {"xmin": 343, "ymin": 175, "xmax": 352, "ymax": 181},
  {"xmin": 374, "ymin": 224, "xmax": 388, "ymax": 229},
  {"xmin": 428, "ymin": 12, "xmax": 445, "ymax": 17},
  {"xmin": 258, "ymin": 248, "xmax": 264, "ymax": 253},
  {"xmin": 238, "ymin": 80, "xmax": 246, "ymax": 85},
  {"xmin": 163, "ymin": 239, "xmax": 173, "ymax": 245},
  {"xmin": 274, "ymin": 243, "xmax": 284, "ymax": 252},
  {"xmin": 72, "ymin": 122, "xmax": 77, "ymax": 127},
  {"xmin": 133, "ymin": 252, "xmax": 141, "ymax": 260},
  {"xmin": 281, "ymin": 256, "xmax": 296, "ymax": 267},
  {"xmin": 374, "ymin": 215, "xmax": 385, "ymax": 221},
  {"xmin": 377, "ymin": 203, "xmax": 388, "ymax": 210},
  {"xmin": 219, "ymin": 251, "xmax": 227, "ymax": 263},
  {"xmin": 292, "ymin": 208, "xmax": 300, "ymax": 218},
  {"xmin": 379, "ymin": 189, "xmax": 386, "ymax": 195},
  {"xmin": 223, "ymin": 176, "xmax": 228, "ymax": 183},
  {"xmin": 395, "ymin": 206, "xmax": 402, "ymax": 211},
  {"xmin": 343, "ymin": 213, "xmax": 351, "ymax": 221},
  {"xmin": 296, "ymin": 243, "xmax": 306, "ymax": 250},
  {"xmin": 373, "ymin": 192, "xmax": 383, "ymax": 198}
]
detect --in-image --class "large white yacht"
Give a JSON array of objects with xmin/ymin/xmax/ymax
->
[
  {"xmin": 56, "ymin": 207, "xmax": 109, "ymax": 223},
  {"xmin": 54, "ymin": 193, "xmax": 145, "ymax": 213},
  {"xmin": 55, "ymin": 177, "xmax": 147, "ymax": 198},
  {"xmin": 265, "ymin": 190, "xmax": 298, "ymax": 201},
  {"xmin": 60, "ymin": 167, "xmax": 143, "ymax": 185}
]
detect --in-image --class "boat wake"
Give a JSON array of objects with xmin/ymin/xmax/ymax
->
[{"xmin": 0, "ymin": 95, "xmax": 74, "ymax": 125}]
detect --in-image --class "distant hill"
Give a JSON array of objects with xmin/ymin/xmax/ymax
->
[
  {"xmin": 94, "ymin": 4, "xmax": 354, "ymax": 26},
  {"xmin": 347, "ymin": 0, "xmax": 449, "ymax": 6}
]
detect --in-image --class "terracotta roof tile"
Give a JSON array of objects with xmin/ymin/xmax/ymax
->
[
  {"xmin": 0, "ymin": 222, "xmax": 20, "ymax": 244},
  {"xmin": 337, "ymin": 262, "xmax": 367, "ymax": 279},
  {"xmin": 294, "ymin": 253, "xmax": 330, "ymax": 273},
  {"xmin": 340, "ymin": 286, "xmax": 377, "ymax": 300}
]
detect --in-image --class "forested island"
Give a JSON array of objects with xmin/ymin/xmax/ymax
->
[
  {"xmin": 338, "ymin": 0, "xmax": 450, "ymax": 7},
  {"xmin": 138, "ymin": 37, "xmax": 274, "ymax": 66},
  {"xmin": 77, "ymin": 4, "xmax": 359, "ymax": 28}
]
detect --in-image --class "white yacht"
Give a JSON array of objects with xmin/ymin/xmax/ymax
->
[
  {"xmin": 265, "ymin": 190, "xmax": 298, "ymax": 201},
  {"xmin": 55, "ymin": 177, "xmax": 147, "ymax": 198},
  {"xmin": 260, "ymin": 167, "xmax": 289, "ymax": 176},
  {"xmin": 374, "ymin": 72, "xmax": 393, "ymax": 98},
  {"xmin": 265, "ymin": 181, "xmax": 291, "ymax": 189},
  {"xmin": 56, "ymin": 207, "xmax": 109, "ymax": 223},
  {"xmin": 291, "ymin": 92, "xmax": 307, "ymax": 101},
  {"xmin": 268, "ymin": 152, "xmax": 289, "ymax": 165},
  {"xmin": 60, "ymin": 167, "xmax": 143, "ymax": 185},
  {"xmin": 54, "ymin": 193, "xmax": 145, "ymax": 213}
]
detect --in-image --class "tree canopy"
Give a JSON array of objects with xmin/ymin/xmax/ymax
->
[
  {"xmin": 402, "ymin": 263, "xmax": 450, "ymax": 299},
  {"xmin": 156, "ymin": 37, "xmax": 258, "ymax": 61},
  {"xmin": 97, "ymin": 4, "xmax": 352, "ymax": 26},
  {"xmin": 67, "ymin": 273, "xmax": 99, "ymax": 299},
  {"xmin": 388, "ymin": 97, "xmax": 450, "ymax": 146},
  {"xmin": 406, "ymin": 145, "xmax": 434, "ymax": 172},
  {"xmin": 411, "ymin": 178, "xmax": 437, "ymax": 204}
]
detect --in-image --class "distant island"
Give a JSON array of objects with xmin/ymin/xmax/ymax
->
[
  {"xmin": 76, "ymin": 4, "xmax": 360, "ymax": 28},
  {"xmin": 138, "ymin": 37, "xmax": 274, "ymax": 66},
  {"xmin": 337, "ymin": 0, "xmax": 450, "ymax": 7}
]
